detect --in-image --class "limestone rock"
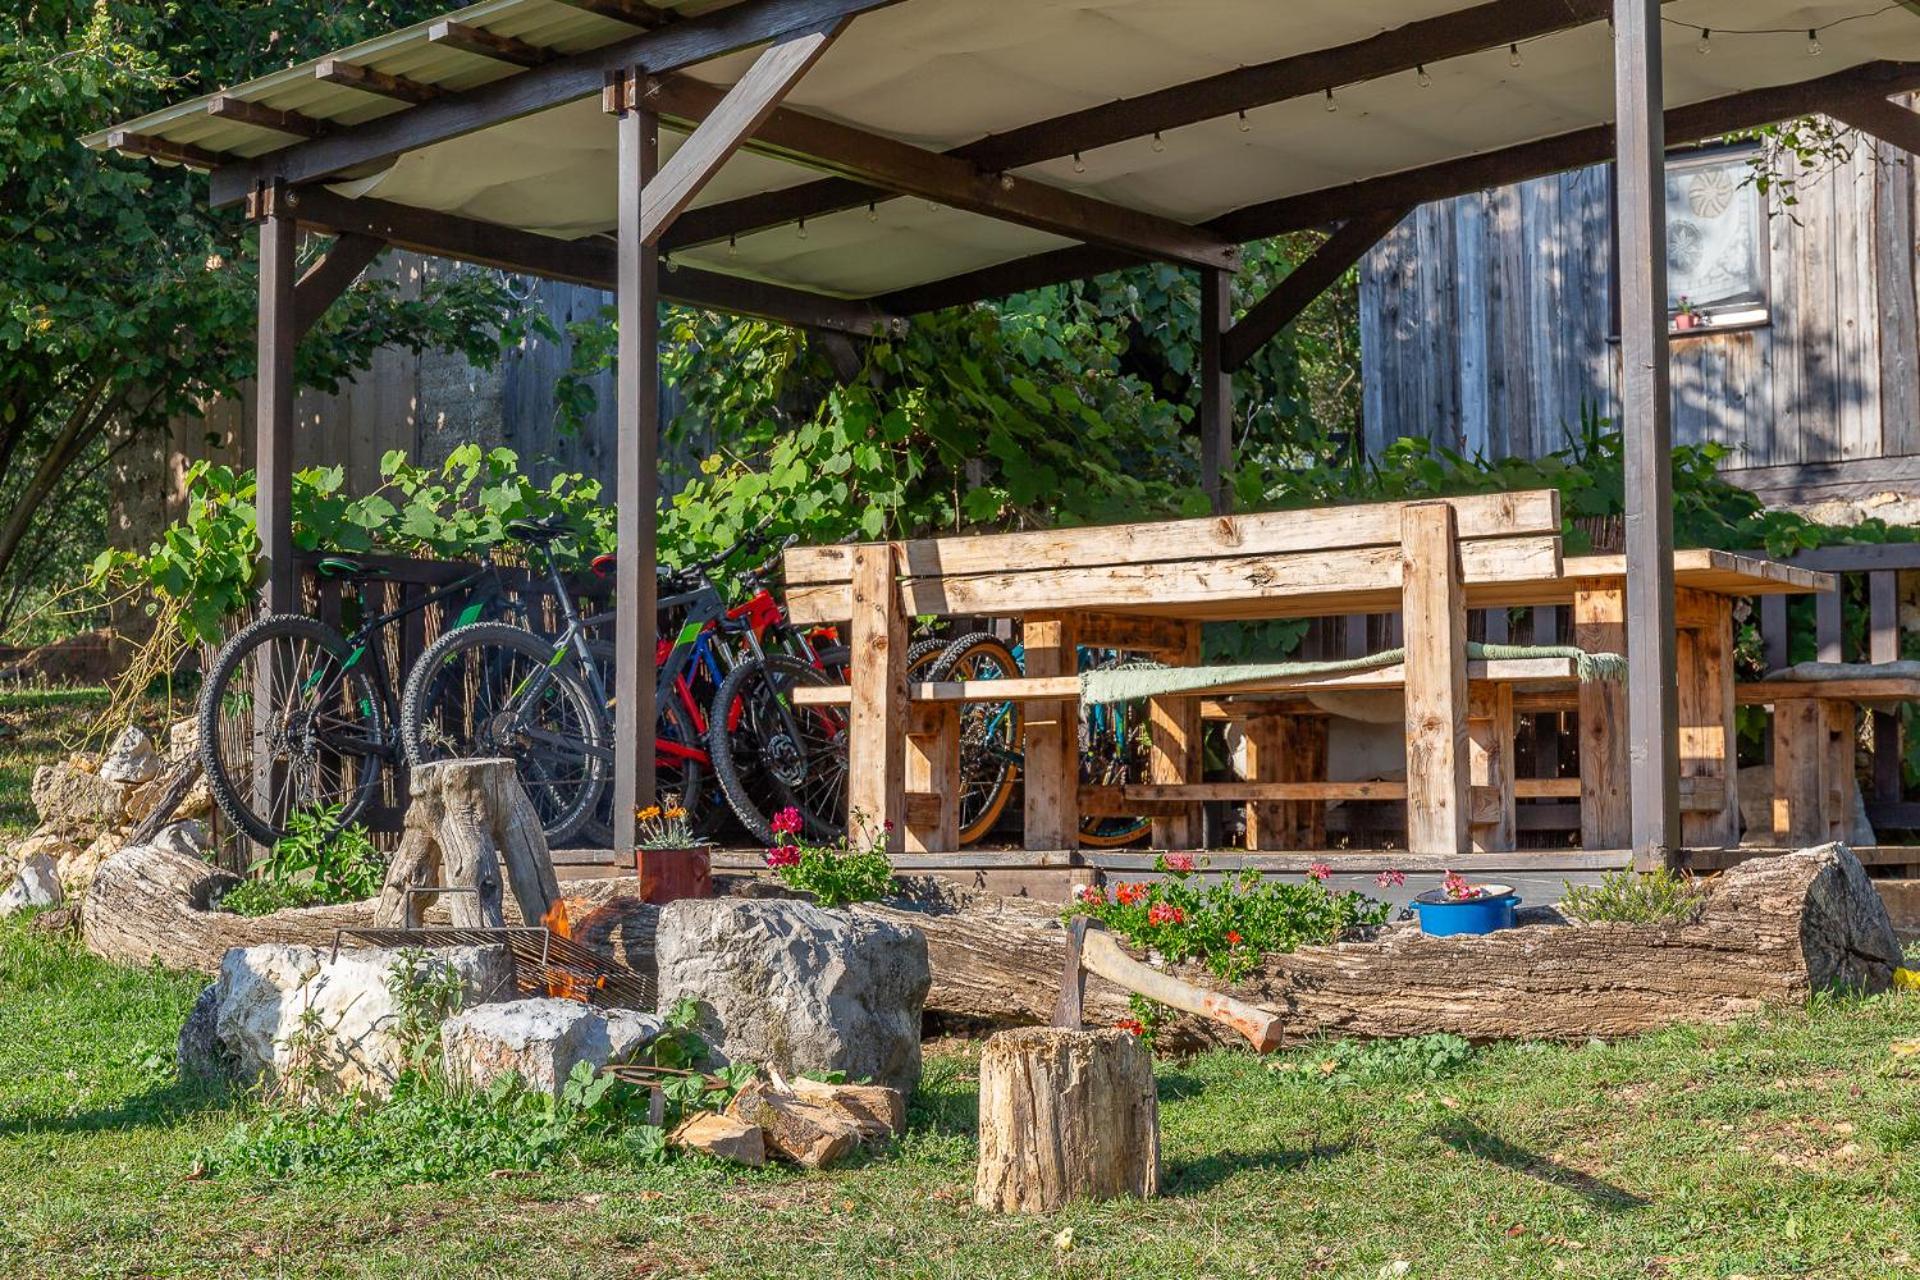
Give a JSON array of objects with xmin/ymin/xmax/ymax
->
[
  {"xmin": 440, "ymin": 997, "xmax": 611, "ymax": 1098},
  {"xmin": 176, "ymin": 985, "xmax": 231, "ymax": 1081},
  {"xmin": 669, "ymin": 1111, "xmax": 765, "ymax": 1166},
  {"xmin": 149, "ymin": 820, "xmax": 209, "ymax": 860},
  {"xmin": 656, "ymin": 898, "xmax": 930, "ymax": 1094},
  {"xmin": 212, "ymin": 944, "xmax": 326, "ymax": 1084},
  {"xmin": 0, "ymin": 851, "xmax": 61, "ymax": 916},
  {"xmin": 99, "ymin": 725, "xmax": 161, "ymax": 786},
  {"xmin": 58, "ymin": 830, "xmax": 126, "ymax": 893},
  {"xmin": 165, "ymin": 718, "xmax": 198, "ymax": 765},
  {"xmin": 727, "ymin": 1079, "xmax": 863, "ymax": 1169},
  {"xmin": 31, "ymin": 762, "xmax": 123, "ymax": 830},
  {"xmin": 604, "ymin": 1008, "xmax": 664, "ymax": 1064}
]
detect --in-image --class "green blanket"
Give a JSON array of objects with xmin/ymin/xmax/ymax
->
[{"xmin": 1078, "ymin": 642, "xmax": 1626, "ymax": 707}]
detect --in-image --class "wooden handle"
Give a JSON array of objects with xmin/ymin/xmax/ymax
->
[{"xmin": 1080, "ymin": 928, "xmax": 1283, "ymax": 1053}]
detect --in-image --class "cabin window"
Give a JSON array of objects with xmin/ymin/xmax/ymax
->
[{"xmin": 1663, "ymin": 147, "xmax": 1769, "ymax": 329}]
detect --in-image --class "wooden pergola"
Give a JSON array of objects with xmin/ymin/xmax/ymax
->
[{"xmin": 89, "ymin": 0, "xmax": 1920, "ymax": 861}]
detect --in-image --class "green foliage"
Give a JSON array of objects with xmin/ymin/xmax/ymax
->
[
  {"xmin": 762, "ymin": 810, "xmax": 897, "ymax": 908},
  {"xmin": 1560, "ymin": 868, "xmax": 1703, "ymax": 926},
  {"xmin": 217, "ymin": 805, "xmax": 385, "ymax": 916},
  {"xmin": 88, "ymin": 462, "xmax": 257, "ymax": 647},
  {"xmin": 1270, "ymin": 1034, "xmax": 1476, "ymax": 1089},
  {"xmin": 642, "ymin": 997, "xmax": 760, "ymax": 1122},
  {"xmin": 1067, "ymin": 854, "xmax": 1391, "ymax": 983},
  {"xmin": 384, "ymin": 949, "xmax": 467, "ymax": 1077},
  {"xmin": 0, "ymin": 2, "xmax": 541, "ymax": 628}
]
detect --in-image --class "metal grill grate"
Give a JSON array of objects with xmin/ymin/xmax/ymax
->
[{"xmin": 334, "ymin": 926, "xmax": 655, "ymax": 1010}]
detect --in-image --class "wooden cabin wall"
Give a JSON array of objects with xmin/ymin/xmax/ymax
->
[{"xmin": 1359, "ymin": 128, "xmax": 1920, "ymax": 487}]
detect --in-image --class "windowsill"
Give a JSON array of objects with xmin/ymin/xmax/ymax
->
[{"xmin": 1669, "ymin": 314, "xmax": 1771, "ymax": 339}]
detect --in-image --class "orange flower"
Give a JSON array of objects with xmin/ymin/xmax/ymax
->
[{"xmin": 636, "ymin": 805, "xmax": 662, "ymax": 821}]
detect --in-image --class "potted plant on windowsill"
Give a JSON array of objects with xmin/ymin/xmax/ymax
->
[
  {"xmin": 1409, "ymin": 870, "xmax": 1519, "ymax": 937},
  {"xmin": 1673, "ymin": 296, "xmax": 1703, "ymax": 331},
  {"xmin": 635, "ymin": 799, "xmax": 712, "ymax": 904}
]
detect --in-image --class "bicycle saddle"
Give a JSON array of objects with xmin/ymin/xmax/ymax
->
[
  {"xmin": 508, "ymin": 515, "xmax": 570, "ymax": 543},
  {"xmin": 312, "ymin": 556, "xmax": 378, "ymax": 580}
]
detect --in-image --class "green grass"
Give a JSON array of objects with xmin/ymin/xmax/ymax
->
[
  {"xmin": 3, "ymin": 922, "xmax": 1920, "ymax": 1278},
  {"xmin": 0, "ymin": 686, "xmax": 112, "ymax": 839}
]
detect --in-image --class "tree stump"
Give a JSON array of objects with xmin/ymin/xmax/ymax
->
[
  {"xmin": 974, "ymin": 1026, "xmax": 1160, "ymax": 1215},
  {"xmin": 373, "ymin": 758, "xmax": 558, "ymax": 930}
]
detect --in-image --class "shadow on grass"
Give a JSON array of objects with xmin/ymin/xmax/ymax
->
[
  {"xmin": 0, "ymin": 1075, "xmax": 233, "ymax": 1139},
  {"xmin": 1434, "ymin": 1119, "xmax": 1646, "ymax": 1211},
  {"xmin": 1167, "ymin": 1140, "xmax": 1352, "ymax": 1195}
]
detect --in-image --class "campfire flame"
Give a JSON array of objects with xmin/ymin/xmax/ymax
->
[{"xmin": 540, "ymin": 897, "xmax": 609, "ymax": 1004}]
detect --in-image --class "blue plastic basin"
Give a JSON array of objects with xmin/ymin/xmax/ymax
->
[{"xmin": 1410, "ymin": 886, "xmax": 1519, "ymax": 937}]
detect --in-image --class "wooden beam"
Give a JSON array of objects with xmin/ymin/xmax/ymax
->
[
  {"xmin": 632, "ymin": 23, "xmax": 844, "ymax": 244},
  {"xmin": 1614, "ymin": 0, "xmax": 1679, "ymax": 870},
  {"xmin": 105, "ymin": 130, "xmax": 219, "ymax": 170},
  {"xmin": 642, "ymin": 73, "xmax": 1239, "ymax": 271},
  {"xmin": 664, "ymin": 0, "xmax": 1663, "ymax": 252},
  {"xmin": 255, "ymin": 203, "xmax": 298, "ymax": 614},
  {"xmin": 878, "ymin": 60, "xmax": 1920, "ymax": 313},
  {"xmin": 1199, "ymin": 269, "xmax": 1233, "ymax": 512},
  {"xmin": 1826, "ymin": 92, "xmax": 1920, "ymax": 155},
  {"xmin": 428, "ymin": 20, "xmax": 554, "ymax": 69},
  {"xmin": 551, "ymin": 0, "xmax": 670, "ymax": 27},
  {"xmin": 315, "ymin": 58, "xmax": 442, "ymax": 105},
  {"xmin": 1220, "ymin": 206, "xmax": 1410, "ymax": 371},
  {"xmin": 276, "ymin": 185, "xmax": 900, "ymax": 335},
  {"xmin": 1400, "ymin": 504, "xmax": 1470, "ymax": 857},
  {"xmin": 292, "ymin": 233, "xmax": 387, "ymax": 342},
  {"xmin": 610, "ymin": 93, "xmax": 660, "ymax": 858},
  {"xmin": 207, "ymin": 95, "xmax": 329, "ymax": 140},
  {"xmin": 209, "ymin": 0, "xmax": 908, "ymax": 207}
]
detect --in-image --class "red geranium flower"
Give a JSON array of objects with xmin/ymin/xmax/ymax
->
[
  {"xmin": 1115, "ymin": 882, "xmax": 1148, "ymax": 907},
  {"xmin": 1162, "ymin": 852, "xmax": 1195, "ymax": 874},
  {"xmin": 1307, "ymin": 861, "xmax": 1333, "ymax": 883},
  {"xmin": 1375, "ymin": 868, "xmax": 1406, "ymax": 889},
  {"xmin": 1226, "ymin": 930, "xmax": 1243, "ymax": 946},
  {"xmin": 1147, "ymin": 902, "xmax": 1185, "ymax": 927},
  {"xmin": 764, "ymin": 845, "xmax": 801, "ymax": 870},
  {"xmin": 1115, "ymin": 1018, "xmax": 1146, "ymax": 1036},
  {"xmin": 770, "ymin": 806, "xmax": 804, "ymax": 837}
]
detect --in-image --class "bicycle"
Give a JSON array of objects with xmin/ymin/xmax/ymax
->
[{"xmin": 197, "ymin": 554, "xmax": 514, "ymax": 847}]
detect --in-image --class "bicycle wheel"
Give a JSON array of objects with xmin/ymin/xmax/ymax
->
[
  {"xmin": 401, "ymin": 622, "xmax": 606, "ymax": 846},
  {"xmin": 708, "ymin": 654, "xmax": 848, "ymax": 844},
  {"xmin": 927, "ymin": 633, "xmax": 1023, "ymax": 845},
  {"xmin": 1077, "ymin": 656, "xmax": 1153, "ymax": 848},
  {"xmin": 570, "ymin": 695, "xmax": 714, "ymax": 850},
  {"xmin": 199, "ymin": 613, "xmax": 386, "ymax": 849}
]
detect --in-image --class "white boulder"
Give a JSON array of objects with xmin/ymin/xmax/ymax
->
[
  {"xmin": 99, "ymin": 725, "xmax": 161, "ymax": 785},
  {"xmin": 441, "ymin": 998, "xmax": 611, "ymax": 1098},
  {"xmin": 656, "ymin": 899, "xmax": 930, "ymax": 1094},
  {"xmin": 31, "ymin": 762, "xmax": 123, "ymax": 829},
  {"xmin": 0, "ymin": 851, "xmax": 62, "ymax": 916}
]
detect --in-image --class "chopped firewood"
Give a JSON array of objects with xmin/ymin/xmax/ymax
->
[
  {"xmin": 669, "ymin": 1111, "xmax": 765, "ymax": 1167},
  {"xmin": 727, "ymin": 1079, "xmax": 863, "ymax": 1169},
  {"xmin": 785, "ymin": 1077, "xmax": 905, "ymax": 1142}
]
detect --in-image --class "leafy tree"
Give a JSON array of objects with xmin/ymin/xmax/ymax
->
[{"xmin": 0, "ymin": 0, "xmax": 536, "ymax": 632}]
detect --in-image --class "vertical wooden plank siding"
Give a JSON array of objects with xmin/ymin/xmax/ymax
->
[
  {"xmin": 611, "ymin": 91, "xmax": 661, "ymax": 856},
  {"xmin": 1613, "ymin": 0, "xmax": 1680, "ymax": 868},
  {"xmin": 1674, "ymin": 590, "xmax": 1738, "ymax": 848},
  {"xmin": 1399, "ymin": 503, "xmax": 1469, "ymax": 857},
  {"xmin": 1242, "ymin": 713, "xmax": 1327, "ymax": 851},
  {"xmin": 1816, "ymin": 587, "xmax": 1844, "ymax": 663},
  {"xmin": 903, "ymin": 698, "xmax": 959, "ymax": 853},
  {"xmin": 1877, "ymin": 130, "xmax": 1920, "ymax": 457},
  {"xmin": 256, "ymin": 209, "xmax": 299, "ymax": 614},
  {"xmin": 847, "ymin": 543, "xmax": 907, "ymax": 851},
  {"xmin": 1199, "ymin": 269, "xmax": 1233, "ymax": 513},
  {"xmin": 1022, "ymin": 613, "xmax": 1081, "ymax": 851},
  {"xmin": 1573, "ymin": 586, "xmax": 1630, "ymax": 849},
  {"xmin": 1147, "ymin": 622, "xmax": 1204, "ymax": 848}
]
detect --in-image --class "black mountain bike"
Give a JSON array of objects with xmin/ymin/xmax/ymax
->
[{"xmin": 197, "ymin": 555, "xmax": 511, "ymax": 847}]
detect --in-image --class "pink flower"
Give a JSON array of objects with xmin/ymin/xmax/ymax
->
[
  {"xmin": 1307, "ymin": 862, "xmax": 1333, "ymax": 883},
  {"xmin": 881, "ymin": 819, "xmax": 896, "ymax": 833},
  {"xmin": 1375, "ymin": 869, "xmax": 1406, "ymax": 889},
  {"xmin": 1147, "ymin": 902, "xmax": 1185, "ymax": 927},
  {"xmin": 764, "ymin": 845, "xmax": 800, "ymax": 870},
  {"xmin": 770, "ymin": 807, "xmax": 804, "ymax": 836},
  {"xmin": 1441, "ymin": 870, "xmax": 1484, "ymax": 901},
  {"xmin": 1072, "ymin": 884, "xmax": 1105, "ymax": 905},
  {"xmin": 1162, "ymin": 852, "xmax": 1195, "ymax": 874}
]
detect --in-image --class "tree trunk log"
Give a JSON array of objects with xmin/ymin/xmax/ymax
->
[
  {"xmin": 372, "ymin": 759, "xmax": 558, "ymax": 930},
  {"xmin": 974, "ymin": 1026, "xmax": 1159, "ymax": 1215}
]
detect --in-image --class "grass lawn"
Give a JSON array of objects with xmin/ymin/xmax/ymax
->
[
  {"xmin": 2, "ymin": 921, "xmax": 1919, "ymax": 1278},
  {"xmin": 0, "ymin": 687, "xmax": 114, "ymax": 840}
]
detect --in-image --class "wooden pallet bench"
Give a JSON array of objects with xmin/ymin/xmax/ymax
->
[
  {"xmin": 1739, "ymin": 674, "xmax": 1920, "ymax": 846},
  {"xmin": 785, "ymin": 491, "xmax": 1566, "ymax": 858}
]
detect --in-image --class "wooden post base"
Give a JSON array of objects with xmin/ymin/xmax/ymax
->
[
  {"xmin": 974, "ymin": 1026, "xmax": 1160, "ymax": 1214},
  {"xmin": 373, "ymin": 758, "xmax": 558, "ymax": 929}
]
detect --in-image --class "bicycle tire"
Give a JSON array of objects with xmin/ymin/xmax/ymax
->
[
  {"xmin": 927, "ymin": 632, "xmax": 1023, "ymax": 846},
  {"xmin": 198, "ymin": 613, "xmax": 387, "ymax": 849},
  {"xmin": 1077, "ymin": 653, "xmax": 1154, "ymax": 848},
  {"xmin": 708, "ymin": 654, "xmax": 847, "ymax": 844},
  {"xmin": 400, "ymin": 621, "xmax": 607, "ymax": 846}
]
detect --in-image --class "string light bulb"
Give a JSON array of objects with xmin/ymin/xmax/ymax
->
[
  {"xmin": 663, "ymin": 254, "xmax": 678, "ymax": 274},
  {"xmin": 1323, "ymin": 88, "xmax": 1337, "ymax": 113},
  {"xmin": 1416, "ymin": 63, "xmax": 1432, "ymax": 87},
  {"xmin": 1508, "ymin": 42, "xmax": 1523, "ymax": 67},
  {"xmin": 1236, "ymin": 109, "xmax": 1251, "ymax": 132},
  {"xmin": 866, "ymin": 201, "xmax": 879, "ymax": 222},
  {"xmin": 796, "ymin": 217, "xmax": 807, "ymax": 240},
  {"xmin": 1695, "ymin": 27, "xmax": 1711, "ymax": 55},
  {"xmin": 1807, "ymin": 28, "xmax": 1823, "ymax": 56},
  {"xmin": 1072, "ymin": 151, "xmax": 1085, "ymax": 173},
  {"xmin": 999, "ymin": 172, "xmax": 1016, "ymax": 191},
  {"xmin": 1150, "ymin": 130, "xmax": 1165, "ymax": 152}
]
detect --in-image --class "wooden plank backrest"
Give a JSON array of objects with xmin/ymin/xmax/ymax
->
[{"xmin": 784, "ymin": 490, "xmax": 1562, "ymax": 624}]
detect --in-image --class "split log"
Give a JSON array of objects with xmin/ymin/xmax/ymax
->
[
  {"xmin": 374, "ymin": 758, "xmax": 558, "ymax": 929},
  {"xmin": 728, "ymin": 1078, "xmax": 863, "ymax": 1168},
  {"xmin": 974, "ymin": 1026, "xmax": 1159, "ymax": 1215},
  {"xmin": 669, "ymin": 1112, "xmax": 766, "ymax": 1167},
  {"xmin": 785, "ymin": 1076, "xmax": 905, "ymax": 1141}
]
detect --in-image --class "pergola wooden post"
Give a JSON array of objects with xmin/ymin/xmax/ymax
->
[
  {"xmin": 1198, "ymin": 268, "xmax": 1234, "ymax": 513},
  {"xmin": 1612, "ymin": 0, "xmax": 1681, "ymax": 870},
  {"xmin": 254, "ymin": 194, "xmax": 299, "ymax": 615},
  {"xmin": 611, "ymin": 78, "xmax": 662, "ymax": 856}
]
